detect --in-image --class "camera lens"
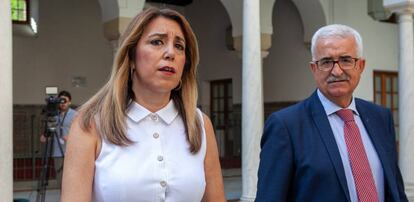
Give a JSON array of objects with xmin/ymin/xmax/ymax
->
[{"xmin": 59, "ymin": 98, "xmax": 67, "ymax": 104}]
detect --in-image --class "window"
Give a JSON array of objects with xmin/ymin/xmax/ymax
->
[
  {"xmin": 210, "ymin": 79, "xmax": 240, "ymax": 168},
  {"xmin": 373, "ymin": 71, "xmax": 399, "ymax": 142},
  {"xmin": 11, "ymin": 0, "xmax": 29, "ymax": 23}
]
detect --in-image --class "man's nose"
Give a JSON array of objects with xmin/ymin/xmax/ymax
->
[{"xmin": 330, "ymin": 62, "xmax": 344, "ymax": 76}]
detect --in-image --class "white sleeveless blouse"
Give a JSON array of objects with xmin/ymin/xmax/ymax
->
[{"xmin": 92, "ymin": 100, "xmax": 206, "ymax": 202}]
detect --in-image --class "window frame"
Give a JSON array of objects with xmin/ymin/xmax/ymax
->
[
  {"xmin": 11, "ymin": 0, "xmax": 30, "ymax": 25},
  {"xmin": 373, "ymin": 70, "xmax": 399, "ymax": 146}
]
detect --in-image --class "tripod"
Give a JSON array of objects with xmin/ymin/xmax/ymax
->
[{"xmin": 36, "ymin": 115, "xmax": 65, "ymax": 202}]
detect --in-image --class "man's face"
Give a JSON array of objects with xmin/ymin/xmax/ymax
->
[
  {"xmin": 310, "ymin": 36, "xmax": 365, "ymax": 107},
  {"xmin": 58, "ymin": 95, "xmax": 71, "ymax": 112}
]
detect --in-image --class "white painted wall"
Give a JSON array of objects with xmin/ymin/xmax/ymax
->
[
  {"xmin": 13, "ymin": 0, "xmax": 113, "ymax": 105},
  {"xmin": 187, "ymin": 0, "xmax": 399, "ymax": 105},
  {"xmin": 263, "ymin": 0, "xmax": 315, "ymax": 102},
  {"xmin": 12, "ymin": 0, "xmax": 399, "ymax": 106}
]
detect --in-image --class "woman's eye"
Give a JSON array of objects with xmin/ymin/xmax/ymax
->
[
  {"xmin": 175, "ymin": 43, "xmax": 185, "ymax": 51},
  {"xmin": 150, "ymin": 40, "xmax": 163, "ymax": 46}
]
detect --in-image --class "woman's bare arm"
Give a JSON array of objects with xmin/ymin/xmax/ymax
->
[
  {"xmin": 202, "ymin": 113, "xmax": 226, "ymax": 202},
  {"xmin": 61, "ymin": 117, "xmax": 100, "ymax": 202}
]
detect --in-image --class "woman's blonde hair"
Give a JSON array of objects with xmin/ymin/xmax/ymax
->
[{"xmin": 78, "ymin": 7, "xmax": 202, "ymax": 153}]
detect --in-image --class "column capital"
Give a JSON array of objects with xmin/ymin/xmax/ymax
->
[
  {"xmin": 98, "ymin": 0, "xmax": 145, "ymax": 42},
  {"xmin": 384, "ymin": 0, "xmax": 414, "ymax": 15},
  {"xmin": 232, "ymin": 33, "xmax": 272, "ymax": 58},
  {"xmin": 221, "ymin": 0, "xmax": 275, "ymax": 57},
  {"xmin": 103, "ymin": 17, "xmax": 132, "ymax": 41}
]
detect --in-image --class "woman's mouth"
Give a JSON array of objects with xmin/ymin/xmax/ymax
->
[{"xmin": 158, "ymin": 66, "xmax": 176, "ymax": 73}]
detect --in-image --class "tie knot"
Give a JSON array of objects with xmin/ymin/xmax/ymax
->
[{"xmin": 336, "ymin": 109, "xmax": 354, "ymax": 122}]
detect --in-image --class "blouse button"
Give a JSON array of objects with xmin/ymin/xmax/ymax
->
[
  {"xmin": 150, "ymin": 114, "xmax": 158, "ymax": 121},
  {"xmin": 153, "ymin": 133, "xmax": 159, "ymax": 139},
  {"xmin": 157, "ymin": 156, "xmax": 164, "ymax": 161},
  {"xmin": 160, "ymin": 181, "xmax": 167, "ymax": 187}
]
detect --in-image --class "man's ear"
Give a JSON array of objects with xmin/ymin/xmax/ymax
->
[
  {"xmin": 309, "ymin": 62, "xmax": 317, "ymax": 73},
  {"xmin": 358, "ymin": 58, "xmax": 366, "ymax": 73}
]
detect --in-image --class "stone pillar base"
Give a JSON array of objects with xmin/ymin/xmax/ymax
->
[
  {"xmin": 406, "ymin": 183, "xmax": 414, "ymax": 200},
  {"xmin": 239, "ymin": 196, "xmax": 255, "ymax": 202}
]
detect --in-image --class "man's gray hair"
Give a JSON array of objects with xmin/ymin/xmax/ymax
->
[{"xmin": 311, "ymin": 24, "xmax": 363, "ymax": 60}]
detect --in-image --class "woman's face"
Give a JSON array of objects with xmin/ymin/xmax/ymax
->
[{"xmin": 133, "ymin": 16, "xmax": 186, "ymax": 96}]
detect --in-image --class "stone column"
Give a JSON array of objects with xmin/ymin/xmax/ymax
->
[
  {"xmin": 240, "ymin": 0, "xmax": 263, "ymax": 201},
  {"xmin": 384, "ymin": 1, "xmax": 414, "ymax": 199},
  {"xmin": 397, "ymin": 12, "xmax": 414, "ymax": 200},
  {"xmin": 0, "ymin": 0, "xmax": 13, "ymax": 201}
]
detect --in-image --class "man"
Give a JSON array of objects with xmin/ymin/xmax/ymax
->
[
  {"xmin": 40, "ymin": 90, "xmax": 77, "ymax": 187},
  {"xmin": 256, "ymin": 24, "xmax": 407, "ymax": 202}
]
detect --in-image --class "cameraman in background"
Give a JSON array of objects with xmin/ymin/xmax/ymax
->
[{"xmin": 40, "ymin": 90, "xmax": 77, "ymax": 188}]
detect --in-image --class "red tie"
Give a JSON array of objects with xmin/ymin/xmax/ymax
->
[{"xmin": 336, "ymin": 109, "xmax": 379, "ymax": 202}]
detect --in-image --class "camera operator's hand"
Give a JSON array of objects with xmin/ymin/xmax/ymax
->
[{"xmin": 40, "ymin": 134, "xmax": 47, "ymax": 143}]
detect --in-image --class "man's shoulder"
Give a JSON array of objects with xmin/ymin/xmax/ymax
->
[
  {"xmin": 67, "ymin": 108, "xmax": 78, "ymax": 117},
  {"xmin": 267, "ymin": 96, "xmax": 313, "ymax": 121},
  {"xmin": 355, "ymin": 97, "xmax": 389, "ymax": 113},
  {"xmin": 68, "ymin": 107, "xmax": 77, "ymax": 113}
]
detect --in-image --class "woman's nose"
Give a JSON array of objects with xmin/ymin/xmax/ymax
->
[{"xmin": 163, "ymin": 44, "xmax": 175, "ymax": 61}]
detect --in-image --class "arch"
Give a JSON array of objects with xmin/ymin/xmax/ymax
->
[
  {"xmin": 97, "ymin": 0, "xmax": 145, "ymax": 41},
  {"xmin": 291, "ymin": 0, "xmax": 328, "ymax": 44},
  {"xmin": 98, "ymin": 0, "xmax": 120, "ymax": 22}
]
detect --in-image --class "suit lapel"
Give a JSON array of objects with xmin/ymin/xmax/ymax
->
[
  {"xmin": 356, "ymin": 100, "xmax": 399, "ymax": 201},
  {"xmin": 308, "ymin": 92, "xmax": 351, "ymax": 202}
]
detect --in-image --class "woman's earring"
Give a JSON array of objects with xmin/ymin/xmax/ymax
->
[
  {"xmin": 174, "ymin": 80, "xmax": 182, "ymax": 91},
  {"xmin": 130, "ymin": 66, "xmax": 135, "ymax": 76}
]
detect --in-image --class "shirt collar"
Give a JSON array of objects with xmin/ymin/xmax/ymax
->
[
  {"xmin": 126, "ymin": 99, "xmax": 179, "ymax": 124},
  {"xmin": 316, "ymin": 89, "xmax": 359, "ymax": 116}
]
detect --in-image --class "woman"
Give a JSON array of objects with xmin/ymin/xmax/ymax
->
[{"xmin": 61, "ymin": 7, "xmax": 225, "ymax": 202}]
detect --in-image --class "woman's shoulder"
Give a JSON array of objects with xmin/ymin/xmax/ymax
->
[
  {"xmin": 196, "ymin": 109, "xmax": 214, "ymax": 139},
  {"xmin": 69, "ymin": 113, "xmax": 101, "ymax": 140},
  {"xmin": 68, "ymin": 113, "xmax": 102, "ymax": 158},
  {"xmin": 195, "ymin": 108, "xmax": 210, "ymax": 128}
]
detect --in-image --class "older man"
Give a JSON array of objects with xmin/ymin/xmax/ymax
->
[{"xmin": 256, "ymin": 24, "xmax": 407, "ymax": 202}]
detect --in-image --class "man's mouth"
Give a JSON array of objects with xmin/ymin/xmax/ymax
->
[{"xmin": 327, "ymin": 76, "xmax": 350, "ymax": 84}]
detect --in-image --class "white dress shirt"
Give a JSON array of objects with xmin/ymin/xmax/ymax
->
[
  {"xmin": 93, "ymin": 100, "xmax": 206, "ymax": 202},
  {"xmin": 317, "ymin": 89, "xmax": 384, "ymax": 202}
]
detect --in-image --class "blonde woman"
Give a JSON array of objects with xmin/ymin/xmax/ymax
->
[{"xmin": 61, "ymin": 7, "xmax": 225, "ymax": 202}]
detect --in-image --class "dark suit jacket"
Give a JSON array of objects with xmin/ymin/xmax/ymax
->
[{"xmin": 256, "ymin": 91, "xmax": 407, "ymax": 202}]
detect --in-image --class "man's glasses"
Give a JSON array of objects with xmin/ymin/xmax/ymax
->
[{"xmin": 313, "ymin": 57, "xmax": 359, "ymax": 72}]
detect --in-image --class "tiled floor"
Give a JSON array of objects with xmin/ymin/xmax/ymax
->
[
  {"xmin": 13, "ymin": 189, "xmax": 60, "ymax": 202},
  {"xmin": 223, "ymin": 168, "xmax": 242, "ymax": 200},
  {"xmin": 13, "ymin": 169, "xmax": 242, "ymax": 202}
]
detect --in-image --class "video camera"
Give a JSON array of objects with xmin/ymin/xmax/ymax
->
[
  {"xmin": 43, "ymin": 87, "xmax": 65, "ymax": 135},
  {"xmin": 45, "ymin": 96, "xmax": 66, "ymax": 117}
]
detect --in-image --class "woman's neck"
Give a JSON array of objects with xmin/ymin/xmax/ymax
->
[{"xmin": 134, "ymin": 92, "xmax": 171, "ymax": 112}]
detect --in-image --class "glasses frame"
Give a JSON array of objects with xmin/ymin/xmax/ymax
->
[{"xmin": 313, "ymin": 57, "xmax": 360, "ymax": 72}]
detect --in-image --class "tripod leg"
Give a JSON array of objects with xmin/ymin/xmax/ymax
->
[
  {"xmin": 54, "ymin": 130, "xmax": 65, "ymax": 173},
  {"xmin": 36, "ymin": 133, "xmax": 54, "ymax": 202}
]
